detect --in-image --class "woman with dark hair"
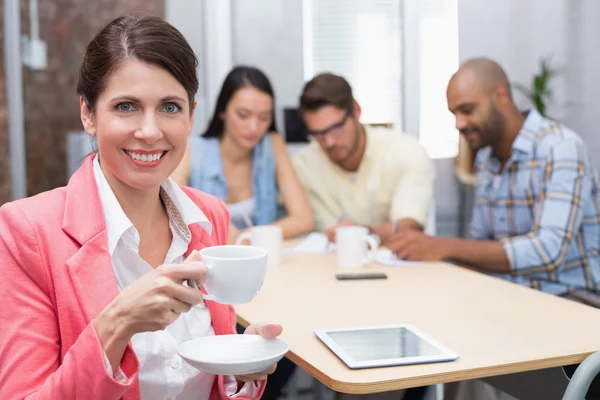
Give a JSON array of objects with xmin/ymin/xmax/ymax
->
[
  {"xmin": 172, "ymin": 66, "xmax": 314, "ymax": 241},
  {"xmin": 0, "ymin": 14, "xmax": 280, "ymax": 400}
]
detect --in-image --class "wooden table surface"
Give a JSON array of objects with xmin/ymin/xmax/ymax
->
[{"xmin": 235, "ymin": 251, "xmax": 600, "ymax": 394}]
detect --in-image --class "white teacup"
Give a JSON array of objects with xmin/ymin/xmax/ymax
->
[
  {"xmin": 235, "ymin": 226, "xmax": 283, "ymax": 268},
  {"xmin": 335, "ymin": 226, "xmax": 378, "ymax": 269},
  {"xmin": 192, "ymin": 245, "xmax": 268, "ymax": 304}
]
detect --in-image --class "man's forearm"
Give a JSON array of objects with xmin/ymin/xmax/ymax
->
[
  {"xmin": 372, "ymin": 218, "xmax": 422, "ymax": 243},
  {"xmin": 439, "ymin": 237, "xmax": 512, "ymax": 273}
]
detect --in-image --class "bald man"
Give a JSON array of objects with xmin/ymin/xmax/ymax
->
[
  {"xmin": 388, "ymin": 57, "xmax": 600, "ymax": 398},
  {"xmin": 388, "ymin": 57, "xmax": 600, "ymax": 300}
]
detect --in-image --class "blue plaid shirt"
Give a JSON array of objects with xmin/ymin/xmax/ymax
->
[{"xmin": 470, "ymin": 109, "xmax": 600, "ymax": 295}]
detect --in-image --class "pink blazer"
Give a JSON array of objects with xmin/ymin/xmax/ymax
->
[{"xmin": 0, "ymin": 156, "xmax": 265, "ymax": 400}]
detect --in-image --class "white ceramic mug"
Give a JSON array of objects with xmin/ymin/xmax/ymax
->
[
  {"xmin": 235, "ymin": 226, "xmax": 283, "ymax": 268},
  {"xmin": 335, "ymin": 226, "xmax": 378, "ymax": 269},
  {"xmin": 190, "ymin": 245, "xmax": 268, "ymax": 304}
]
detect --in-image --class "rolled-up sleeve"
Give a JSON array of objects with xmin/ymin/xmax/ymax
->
[{"xmin": 501, "ymin": 140, "xmax": 593, "ymax": 274}]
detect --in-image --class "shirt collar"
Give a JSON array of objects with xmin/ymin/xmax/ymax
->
[
  {"xmin": 480, "ymin": 109, "xmax": 545, "ymax": 171},
  {"xmin": 511, "ymin": 109, "xmax": 544, "ymax": 156},
  {"xmin": 161, "ymin": 177, "xmax": 213, "ymax": 235},
  {"xmin": 92, "ymin": 155, "xmax": 212, "ymax": 255},
  {"xmin": 362, "ymin": 125, "xmax": 376, "ymax": 160}
]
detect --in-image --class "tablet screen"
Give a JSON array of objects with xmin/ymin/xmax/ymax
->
[{"xmin": 327, "ymin": 326, "xmax": 445, "ymax": 362}]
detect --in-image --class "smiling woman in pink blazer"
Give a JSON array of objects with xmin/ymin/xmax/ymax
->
[{"xmin": 0, "ymin": 14, "xmax": 281, "ymax": 400}]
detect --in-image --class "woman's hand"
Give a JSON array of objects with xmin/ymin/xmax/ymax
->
[
  {"xmin": 234, "ymin": 323, "xmax": 284, "ymax": 383},
  {"xmin": 94, "ymin": 250, "xmax": 207, "ymax": 372}
]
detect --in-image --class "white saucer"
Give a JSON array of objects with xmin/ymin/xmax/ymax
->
[{"xmin": 177, "ymin": 334, "xmax": 289, "ymax": 375}]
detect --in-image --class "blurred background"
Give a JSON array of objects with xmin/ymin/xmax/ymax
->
[{"xmin": 2, "ymin": 0, "xmax": 599, "ymax": 237}]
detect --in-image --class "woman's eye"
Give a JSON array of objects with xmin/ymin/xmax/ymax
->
[
  {"xmin": 163, "ymin": 103, "xmax": 182, "ymax": 113},
  {"xmin": 116, "ymin": 102, "xmax": 134, "ymax": 112}
]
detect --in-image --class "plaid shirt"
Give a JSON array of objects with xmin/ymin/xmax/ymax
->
[{"xmin": 470, "ymin": 109, "xmax": 600, "ymax": 295}]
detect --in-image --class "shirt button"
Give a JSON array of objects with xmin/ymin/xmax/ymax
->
[{"xmin": 171, "ymin": 357, "xmax": 181, "ymax": 369}]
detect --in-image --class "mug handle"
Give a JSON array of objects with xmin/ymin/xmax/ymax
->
[
  {"xmin": 235, "ymin": 231, "xmax": 252, "ymax": 245},
  {"xmin": 187, "ymin": 264, "xmax": 216, "ymax": 302},
  {"xmin": 363, "ymin": 235, "xmax": 378, "ymax": 262}
]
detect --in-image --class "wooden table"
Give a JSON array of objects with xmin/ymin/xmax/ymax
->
[{"xmin": 235, "ymin": 251, "xmax": 600, "ymax": 394}]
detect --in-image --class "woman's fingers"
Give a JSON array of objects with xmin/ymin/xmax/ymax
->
[
  {"xmin": 161, "ymin": 262, "xmax": 208, "ymax": 286},
  {"xmin": 154, "ymin": 262, "xmax": 208, "ymax": 307},
  {"xmin": 168, "ymin": 297, "xmax": 193, "ymax": 314},
  {"xmin": 235, "ymin": 364, "xmax": 277, "ymax": 382},
  {"xmin": 167, "ymin": 281, "xmax": 205, "ymax": 306}
]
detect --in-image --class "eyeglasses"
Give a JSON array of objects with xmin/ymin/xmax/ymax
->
[{"xmin": 306, "ymin": 110, "xmax": 352, "ymax": 137}]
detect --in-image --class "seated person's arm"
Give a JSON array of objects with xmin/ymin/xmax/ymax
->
[
  {"xmin": 228, "ymin": 224, "xmax": 242, "ymax": 244},
  {"xmin": 372, "ymin": 143, "xmax": 435, "ymax": 243},
  {"xmin": 170, "ymin": 141, "xmax": 192, "ymax": 186},
  {"xmin": 271, "ymin": 134, "xmax": 315, "ymax": 238},
  {"xmin": 489, "ymin": 141, "xmax": 592, "ymax": 273},
  {"xmin": 293, "ymin": 159, "xmax": 337, "ymax": 233},
  {"xmin": 390, "ymin": 141, "xmax": 593, "ymax": 273}
]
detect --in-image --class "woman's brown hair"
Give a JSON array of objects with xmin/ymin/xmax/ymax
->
[{"xmin": 77, "ymin": 13, "xmax": 198, "ymax": 111}]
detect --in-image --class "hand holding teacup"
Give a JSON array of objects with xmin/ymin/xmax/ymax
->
[{"xmin": 185, "ymin": 246, "xmax": 283, "ymax": 384}]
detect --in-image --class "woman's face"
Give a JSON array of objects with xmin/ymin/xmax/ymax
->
[
  {"xmin": 80, "ymin": 58, "xmax": 194, "ymax": 191},
  {"xmin": 220, "ymin": 87, "xmax": 273, "ymax": 149}
]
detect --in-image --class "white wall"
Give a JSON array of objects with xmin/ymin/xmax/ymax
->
[
  {"xmin": 458, "ymin": 0, "xmax": 600, "ymax": 164},
  {"xmin": 166, "ymin": 0, "xmax": 600, "ymax": 235},
  {"xmin": 165, "ymin": 0, "xmax": 207, "ymax": 134},
  {"xmin": 166, "ymin": 0, "xmax": 234, "ymax": 136},
  {"xmin": 458, "ymin": 0, "xmax": 568, "ymax": 118},
  {"xmin": 232, "ymin": 0, "xmax": 305, "ymax": 139},
  {"xmin": 433, "ymin": 0, "xmax": 600, "ymax": 233},
  {"xmin": 573, "ymin": 0, "xmax": 600, "ymax": 162}
]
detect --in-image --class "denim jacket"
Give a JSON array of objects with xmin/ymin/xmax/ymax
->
[{"xmin": 188, "ymin": 135, "xmax": 278, "ymax": 225}]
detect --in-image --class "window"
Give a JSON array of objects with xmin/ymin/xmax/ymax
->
[
  {"xmin": 417, "ymin": 0, "xmax": 459, "ymax": 158},
  {"xmin": 303, "ymin": 0, "xmax": 403, "ymax": 126},
  {"xmin": 304, "ymin": 0, "xmax": 459, "ymax": 159}
]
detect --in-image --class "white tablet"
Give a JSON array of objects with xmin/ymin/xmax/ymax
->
[{"xmin": 314, "ymin": 324, "xmax": 459, "ymax": 369}]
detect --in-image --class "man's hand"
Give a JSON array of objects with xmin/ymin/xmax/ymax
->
[
  {"xmin": 371, "ymin": 218, "xmax": 423, "ymax": 245},
  {"xmin": 386, "ymin": 230, "xmax": 449, "ymax": 261}
]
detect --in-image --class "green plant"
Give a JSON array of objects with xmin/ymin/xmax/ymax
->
[{"xmin": 514, "ymin": 56, "xmax": 560, "ymax": 117}]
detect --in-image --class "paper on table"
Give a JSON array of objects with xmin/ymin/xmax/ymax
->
[
  {"xmin": 283, "ymin": 234, "xmax": 424, "ymax": 267},
  {"xmin": 375, "ymin": 249, "xmax": 424, "ymax": 267},
  {"xmin": 282, "ymin": 232, "xmax": 335, "ymax": 254}
]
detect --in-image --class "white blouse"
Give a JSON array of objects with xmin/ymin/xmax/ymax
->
[{"xmin": 92, "ymin": 156, "xmax": 257, "ymax": 400}]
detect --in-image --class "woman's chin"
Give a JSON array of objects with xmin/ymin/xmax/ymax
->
[
  {"xmin": 117, "ymin": 173, "xmax": 169, "ymax": 191},
  {"xmin": 238, "ymin": 136, "xmax": 261, "ymax": 150}
]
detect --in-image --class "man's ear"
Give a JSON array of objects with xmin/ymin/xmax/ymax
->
[
  {"xmin": 80, "ymin": 96, "xmax": 96, "ymax": 137},
  {"xmin": 494, "ymin": 83, "xmax": 512, "ymax": 106}
]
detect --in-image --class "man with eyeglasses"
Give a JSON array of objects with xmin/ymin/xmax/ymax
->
[{"xmin": 293, "ymin": 73, "xmax": 435, "ymax": 248}]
